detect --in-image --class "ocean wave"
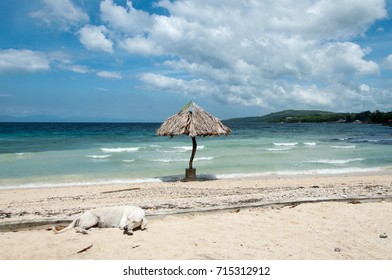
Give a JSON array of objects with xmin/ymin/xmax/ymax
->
[
  {"xmin": 152, "ymin": 156, "xmax": 214, "ymax": 163},
  {"xmin": 14, "ymin": 152, "xmax": 32, "ymax": 157},
  {"xmin": 338, "ymin": 137, "xmax": 349, "ymax": 141},
  {"xmin": 304, "ymin": 142, "xmax": 316, "ymax": 146},
  {"xmin": 149, "ymin": 144, "xmax": 161, "ymax": 148},
  {"xmin": 303, "ymin": 158, "xmax": 364, "ymax": 164},
  {"xmin": 173, "ymin": 145, "xmax": 205, "ymax": 151},
  {"xmin": 331, "ymin": 145, "xmax": 356, "ymax": 149},
  {"xmin": 122, "ymin": 159, "xmax": 135, "ymax": 163},
  {"xmin": 0, "ymin": 178, "xmax": 163, "ymax": 190},
  {"xmin": 195, "ymin": 156, "xmax": 214, "ymax": 161},
  {"xmin": 216, "ymin": 167, "xmax": 383, "ymax": 179},
  {"xmin": 273, "ymin": 142, "xmax": 298, "ymax": 146},
  {"xmin": 1, "ymin": 166, "xmax": 388, "ymax": 190},
  {"xmin": 152, "ymin": 158, "xmax": 184, "ymax": 163},
  {"xmin": 101, "ymin": 147, "xmax": 140, "ymax": 153},
  {"xmin": 86, "ymin": 155, "xmax": 112, "ymax": 159},
  {"xmin": 267, "ymin": 147, "xmax": 294, "ymax": 151}
]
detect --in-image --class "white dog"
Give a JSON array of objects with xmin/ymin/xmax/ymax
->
[{"xmin": 52, "ymin": 206, "xmax": 147, "ymax": 235}]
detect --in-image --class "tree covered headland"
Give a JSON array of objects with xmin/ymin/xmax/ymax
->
[
  {"xmin": 226, "ymin": 110, "xmax": 392, "ymax": 124},
  {"xmin": 281, "ymin": 110, "xmax": 392, "ymax": 124}
]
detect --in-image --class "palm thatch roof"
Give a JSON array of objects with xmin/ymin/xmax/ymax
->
[{"xmin": 156, "ymin": 101, "xmax": 231, "ymax": 137}]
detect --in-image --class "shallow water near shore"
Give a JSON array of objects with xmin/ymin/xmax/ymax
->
[{"xmin": 0, "ymin": 122, "xmax": 391, "ymax": 189}]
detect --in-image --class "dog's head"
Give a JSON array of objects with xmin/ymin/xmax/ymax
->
[{"xmin": 126, "ymin": 216, "xmax": 148, "ymax": 231}]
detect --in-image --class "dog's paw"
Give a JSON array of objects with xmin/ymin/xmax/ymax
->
[{"xmin": 76, "ymin": 228, "xmax": 88, "ymax": 235}]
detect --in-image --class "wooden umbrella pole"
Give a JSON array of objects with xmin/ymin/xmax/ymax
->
[{"xmin": 189, "ymin": 136, "xmax": 197, "ymax": 169}]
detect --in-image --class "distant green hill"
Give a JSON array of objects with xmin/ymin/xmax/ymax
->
[
  {"xmin": 226, "ymin": 109, "xmax": 392, "ymax": 124},
  {"xmin": 226, "ymin": 110, "xmax": 337, "ymax": 123}
]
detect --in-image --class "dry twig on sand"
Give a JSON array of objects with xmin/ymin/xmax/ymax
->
[{"xmin": 77, "ymin": 244, "xmax": 93, "ymax": 254}]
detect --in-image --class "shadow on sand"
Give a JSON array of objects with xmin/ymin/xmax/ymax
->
[{"xmin": 157, "ymin": 173, "xmax": 219, "ymax": 182}]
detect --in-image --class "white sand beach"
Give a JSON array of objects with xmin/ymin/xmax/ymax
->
[{"xmin": 1, "ymin": 172, "xmax": 392, "ymax": 259}]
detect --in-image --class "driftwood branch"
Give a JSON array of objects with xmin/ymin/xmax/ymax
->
[
  {"xmin": 101, "ymin": 188, "xmax": 140, "ymax": 194},
  {"xmin": 77, "ymin": 244, "xmax": 93, "ymax": 254}
]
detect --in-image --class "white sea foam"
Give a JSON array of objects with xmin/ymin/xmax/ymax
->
[
  {"xmin": 331, "ymin": 145, "xmax": 356, "ymax": 149},
  {"xmin": 86, "ymin": 155, "xmax": 112, "ymax": 159},
  {"xmin": 149, "ymin": 145, "xmax": 161, "ymax": 148},
  {"xmin": 101, "ymin": 147, "xmax": 140, "ymax": 153},
  {"xmin": 0, "ymin": 178, "xmax": 163, "ymax": 190},
  {"xmin": 195, "ymin": 156, "xmax": 214, "ymax": 161},
  {"xmin": 1, "ymin": 166, "xmax": 387, "ymax": 190},
  {"xmin": 216, "ymin": 167, "xmax": 383, "ymax": 179},
  {"xmin": 14, "ymin": 152, "xmax": 33, "ymax": 157},
  {"xmin": 267, "ymin": 147, "xmax": 294, "ymax": 151},
  {"xmin": 303, "ymin": 158, "xmax": 364, "ymax": 164},
  {"xmin": 152, "ymin": 158, "xmax": 183, "ymax": 163},
  {"xmin": 153, "ymin": 156, "xmax": 214, "ymax": 163},
  {"xmin": 173, "ymin": 145, "xmax": 205, "ymax": 151},
  {"xmin": 304, "ymin": 142, "xmax": 317, "ymax": 146},
  {"xmin": 122, "ymin": 159, "xmax": 135, "ymax": 163},
  {"xmin": 273, "ymin": 142, "xmax": 298, "ymax": 146}
]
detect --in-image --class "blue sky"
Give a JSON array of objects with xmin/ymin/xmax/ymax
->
[{"xmin": 0, "ymin": 0, "xmax": 391, "ymax": 122}]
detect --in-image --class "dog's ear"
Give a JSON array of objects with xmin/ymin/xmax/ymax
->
[{"xmin": 141, "ymin": 218, "xmax": 148, "ymax": 230}]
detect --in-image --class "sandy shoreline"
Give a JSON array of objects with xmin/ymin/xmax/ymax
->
[{"xmin": 1, "ymin": 172, "xmax": 392, "ymax": 259}]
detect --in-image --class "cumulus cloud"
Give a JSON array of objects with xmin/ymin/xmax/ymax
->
[
  {"xmin": 120, "ymin": 36, "xmax": 163, "ymax": 55},
  {"xmin": 309, "ymin": 42, "xmax": 379, "ymax": 80},
  {"xmin": 97, "ymin": 71, "xmax": 122, "ymax": 79},
  {"xmin": 122, "ymin": 0, "xmax": 387, "ymax": 111},
  {"xmin": 78, "ymin": 25, "xmax": 114, "ymax": 53},
  {"xmin": 60, "ymin": 64, "xmax": 90, "ymax": 74},
  {"xmin": 30, "ymin": 0, "xmax": 89, "ymax": 31},
  {"xmin": 100, "ymin": 0, "xmax": 153, "ymax": 33},
  {"xmin": 140, "ymin": 73, "xmax": 214, "ymax": 95},
  {"xmin": 299, "ymin": 0, "xmax": 387, "ymax": 38},
  {"xmin": 384, "ymin": 54, "xmax": 392, "ymax": 69},
  {"xmin": 0, "ymin": 49, "xmax": 50, "ymax": 74},
  {"xmin": 28, "ymin": 0, "xmax": 389, "ymax": 112}
]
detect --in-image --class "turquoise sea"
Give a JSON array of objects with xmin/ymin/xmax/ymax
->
[{"xmin": 0, "ymin": 122, "xmax": 391, "ymax": 189}]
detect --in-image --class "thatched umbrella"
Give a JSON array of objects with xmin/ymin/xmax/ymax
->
[{"xmin": 157, "ymin": 101, "xmax": 231, "ymax": 180}]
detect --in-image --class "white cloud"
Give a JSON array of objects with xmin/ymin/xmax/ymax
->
[
  {"xmin": 384, "ymin": 54, "xmax": 392, "ymax": 69},
  {"xmin": 48, "ymin": 51, "xmax": 90, "ymax": 74},
  {"xmin": 25, "ymin": 0, "xmax": 389, "ymax": 112},
  {"xmin": 120, "ymin": 36, "xmax": 163, "ymax": 55},
  {"xmin": 127, "ymin": 0, "xmax": 387, "ymax": 111},
  {"xmin": 310, "ymin": 42, "xmax": 379, "ymax": 81},
  {"xmin": 359, "ymin": 84, "xmax": 370, "ymax": 92},
  {"xmin": 302, "ymin": 0, "xmax": 387, "ymax": 38},
  {"xmin": 0, "ymin": 49, "xmax": 50, "ymax": 74},
  {"xmin": 30, "ymin": 0, "xmax": 89, "ymax": 31},
  {"xmin": 78, "ymin": 25, "xmax": 113, "ymax": 54},
  {"xmin": 97, "ymin": 71, "xmax": 122, "ymax": 79},
  {"xmin": 100, "ymin": 0, "xmax": 152, "ymax": 34},
  {"xmin": 139, "ymin": 73, "xmax": 210, "ymax": 94},
  {"xmin": 61, "ymin": 64, "xmax": 90, "ymax": 74}
]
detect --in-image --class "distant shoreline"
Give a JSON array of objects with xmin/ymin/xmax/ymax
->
[{"xmin": 225, "ymin": 109, "xmax": 392, "ymax": 124}]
